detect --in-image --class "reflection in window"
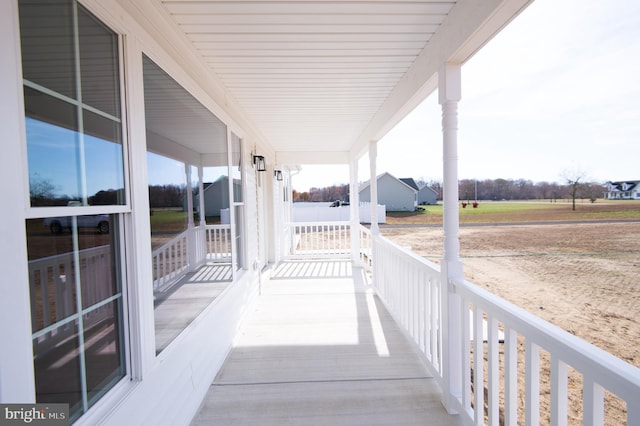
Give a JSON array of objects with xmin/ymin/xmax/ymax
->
[
  {"xmin": 26, "ymin": 216, "xmax": 125, "ymax": 422},
  {"xmin": 200, "ymin": 167, "xmax": 230, "ymax": 224},
  {"xmin": 20, "ymin": 0, "xmax": 124, "ymax": 207},
  {"xmin": 19, "ymin": 2, "xmax": 128, "ymax": 421},
  {"xmin": 231, "ymin": 133, "xmax": 245, "ymax": 271},
  {"xmin": 143, "ymin": 55, "xmax": 232, "ymax": 354},
  {"xmin": 231, "ymin": 134, "xmax": 243, "ymax": 203},
  {"xmin": 147, "ymin": 152, "xmax": 188, "ymax": 250}
]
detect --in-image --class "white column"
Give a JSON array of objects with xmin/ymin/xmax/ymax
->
[
  {"xmin": 185, "ymin": 164, "xmax": 196, "ymax": 268},
  {"xmin": 439, "ymin": 62, "xmax": 463, "ymax": 413},
  {"xmin": 198, "ymin": 165, "xmax": 206, "ymax": 226},
  {"xmin": 349, "ymin": 159, "xmax": 361, "ymax": 264},
  {"xmin": 185, "ymin": 164, "xmax": 194, "ymax": 228},
  {"xmin": 368, "ymin": 141, "xmax": 379, "ymax": 234}
]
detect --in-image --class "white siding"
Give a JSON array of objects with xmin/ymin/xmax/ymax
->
[
  {"xmin": 360, "ymin": 174, "xmax": 416, "ymax": 212},
  {"xmin": 418, "ymin": 186, "xmax": 438, "ymax": 205}
]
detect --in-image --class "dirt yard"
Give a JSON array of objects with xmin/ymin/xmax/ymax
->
[{"xmin": 381, "ymin": 220, "xmax": 640, "ymax": 424}]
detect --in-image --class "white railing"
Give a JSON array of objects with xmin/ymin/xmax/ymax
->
[
  {"xmin": 204, "ymin": 224, "xmax": 232, "ymax": 262},
  {"xmin": 28, "ymin": 245, "xmax": 112, "ymax": 350},
  {"xmin": 286, "ymin": 222, "xmax": 371, "ymax": 266},
  {"xmin": 358, "ymin": 224, "xmax": 373, "ymax": 271},
  {"xmin": 371, "ymin": 234, "xmax": 442, "ymax": 377},
  {"xmin": 289, "ymin": 221, "xmax": 351, "ymax": 258},
  {"xmin": 452, "ymin": 277, "xmax": 640, "ymax": 425},
  {"xmin": 369, "ymin": 233, "xmax": 640, "ymax": 425},
  {"xmin": 152, "ymin": 225, "xmax": 232, "ymax": 292},
  {"xmin": 152, "ymin": 230, "xmax": 189, "ymax": 291}
]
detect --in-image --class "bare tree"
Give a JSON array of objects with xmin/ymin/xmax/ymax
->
[
  {"xmin": 562, "ymin": 169, "xmax": 588, "ymax": 211},
  {"xmin": 29, "ymin": 174, "xmax": 60, "ymax": 206}
]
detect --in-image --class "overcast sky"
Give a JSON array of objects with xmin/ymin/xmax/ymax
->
[{"xmin": 292, "ymin": 0, "xmax": 640, "ymax": 192}]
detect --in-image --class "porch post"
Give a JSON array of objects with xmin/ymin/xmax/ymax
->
[
  {"xmin": 186, "ymin": 164, "xmax": 194, "ymax": 228},
  {"xmin": 185, "ymin": 164, "xmax": 196, "ymax": 268},
  {"xmin": 349, "ymin": 158, "xmax": 361, "ymax": 264},
  {"xmin": 439, "ymin": 62, "xmax": 463, "ymax": 413},
  {"xmin": 368, "ymin": 141, "xmax": 379, "ymax": 234},
  {"xmin": 198, "ymin": 165, "xmax": 206, "ymax": 226}
]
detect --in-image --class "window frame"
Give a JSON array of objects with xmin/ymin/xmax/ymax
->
[
  {"xmin": 229, "ymin": 131, "xmax": 248, "ymax": 273},
  {"xmin": 18, "ymin": 0, "xmax": 133, "ymax": 420},
  {"xmin": 21, "ymin": 0, "xmax": 132, "ymax": 221}
]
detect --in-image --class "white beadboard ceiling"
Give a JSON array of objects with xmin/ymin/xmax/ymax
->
[{"xmin": 127, "ymin": 0, "xmax": 532, "ymax": 164}]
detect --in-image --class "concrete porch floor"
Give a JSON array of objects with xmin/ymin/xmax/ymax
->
[{"xmin": 191, "ymin": 260, "xmax": 460, "ymax": 425}]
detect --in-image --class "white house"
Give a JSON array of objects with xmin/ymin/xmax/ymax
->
[
  {"xmin": 605, "ymin": 180, "xmax": 640, "ymax": 200},
  {"xmin": 359, "ymin": 173, "xmax": 418, "ymax": 212},
  {"xmin": 2, "ymin": 1, "xmax": 639, "ymax": 425}
]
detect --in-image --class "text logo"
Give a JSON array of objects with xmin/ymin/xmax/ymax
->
[{"xmin": 0, "ymin": 404, "xmax": 68, "ymax": 426}]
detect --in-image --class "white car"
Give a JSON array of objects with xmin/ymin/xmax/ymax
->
[{"xmin": 43, "ymin": 215, "xmax": 110, "ymax": 234}]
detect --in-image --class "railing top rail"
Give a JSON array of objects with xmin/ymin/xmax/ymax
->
[
  {"xmin": 358, "ymin": 224, "xmax": 372, "ymax": 236},
  {"xmin": 151, "ymin": 229, "xmax": 189, "ymax": 257},
  {"xmin": 28, "ymin": 244, "xmax": 111, "ymax": 265},
  {"xmin": 204, "ymin": 224, "xmax": 231, "ymax": 230},
  {"xmin": 290, "ymin": 221, "xmax": 351, "ymax": 227},
  {"xmin": 453, "ymin": 277, "xmax": 640, "ymax": 397}
]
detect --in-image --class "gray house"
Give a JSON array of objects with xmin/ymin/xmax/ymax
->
[
  {"xmin": 418, "ymin": 184, "xmax": 439, "ymax": 205},
  {"xmin": 195, "ymin": 177, "xmax": 230, "ymax": 219},
  {"xmin": 359, "ymin": 173, "xmax": 418, "ymax": 212}
]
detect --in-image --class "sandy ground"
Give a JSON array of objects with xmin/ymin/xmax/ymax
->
[{"xmin": 381, "ymin": 221, "xmax": 640, "ymax": 424}]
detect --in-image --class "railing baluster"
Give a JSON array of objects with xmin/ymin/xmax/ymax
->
[
  {"xmin": 473, "ymin": 307, "xmax": 484, "ymax": 426},
  {"xmin": 431, "ymin": 273, "xmax": 439, "ymax": 370},
  {"xmin": 550, "ymin": 357, "xmax": 568, "ymax": 426},
  {"xmin": 487, "ymin": 315, "xmax": 499, "ymax": 426},
  {"xmin": 504, "ymin": 328, "xmax": 518, "ymax": 426},
  {"xmin": 628, "ymin": 401, "xmax": 640, "ymax": 426},
  {"xmin": 461, "ymin": 299, "xmax": 471, "ymax": 414},
  {"xmin": 583, "ymin": 376, "xmax": 604, "ymax": 426},
  {"xmin": 525, "ymin": 340, "xmax": 540, "ymax": 426}
]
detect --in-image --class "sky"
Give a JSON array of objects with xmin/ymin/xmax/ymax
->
[{"xmin": 291, "ymin": 0, "xmax": 640, "ymax": 192}]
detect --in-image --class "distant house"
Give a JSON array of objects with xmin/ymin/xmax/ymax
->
[
  {"xmin": 604, "ymin": 180, "xmax": 640, "ymax": 200},
  {"xmin": 418, "ymin": 184, "xmax": 438, "ymax": 205},
  {"xmin": 192, "ymin": 176, "xmax": 237, "ymax": 220},
  {"xmin": 359, "ymin": 172, "xmax": 418, "ymax": 212}
]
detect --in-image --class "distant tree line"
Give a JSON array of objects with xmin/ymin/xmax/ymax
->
[
  {"xmin": 148, "ymin": 184, "xmax": 186, "ymax": 208},
  {"xmin": 29, "ymin": 175, "xmax": 125, "ymax": 206},
  {"xmin": 458, "ymin": 178, "xmax": 603, "ymax": 202},
  {"xmin": 293, "ymin": 178, "xmax": 605, "ymax": 203},
  {"xmin": 293, "ymin": 184, "xmax": 350, "ymax": 202}
]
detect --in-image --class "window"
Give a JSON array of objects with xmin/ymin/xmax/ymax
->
[
  {"xmin": 20, "ymin": 0, "xmax": 125, "ymax": 207},
  {"xmin": 142, "ymin": 55, "xmax": 231, "ymax": 353},
  {"xmin": 26, "ymin": 216, "xmax": 124, "ymax": 421},
  {"xmin": 19, "ymin": 0, "xmax": 127, "ymax": 421},
  {"xmin": 231, "ymin": 133, "xmax": 246, "ymax": 271}
]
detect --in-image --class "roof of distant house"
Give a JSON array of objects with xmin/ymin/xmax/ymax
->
[
  {"xmin": 606, "ymin": 180, "xmax": 640, "ymax": 191},
  {"xmin": 359, "ymin": 172, "xmax": 418, "ymax": 193},
  {"xmin": 399, "ymin": 178, "xmax": 420, "ymax": 191}
]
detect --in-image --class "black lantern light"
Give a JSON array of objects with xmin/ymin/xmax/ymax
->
[{"xmin": 252, "ymin": 155, "xmax": 266, "ymax": 172}]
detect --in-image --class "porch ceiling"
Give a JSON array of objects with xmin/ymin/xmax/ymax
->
[{"xmin": 126, "ymin": 0, "xmax": 532, "ymax": 164}]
